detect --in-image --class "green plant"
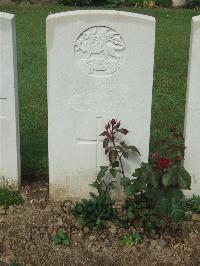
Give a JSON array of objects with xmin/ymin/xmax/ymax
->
[
  {"xmin": 52, "ymin": 228, "xmax": 70, "ymax": 246},
  {"xmin": 120, "ymin": 198, "xmax": 160, "ymax": 233},
  {"xmin": 120, "ymin": 232, "xmax": 144, "ymax": 246},
  {"xmin": 183, "ymin": 195, "xmax": 200, "ymax": 214},
  {"xmin": 186, "ymin": 0, "xmax": 200, "ymax": 8},
  {"xmin": 9, "ymin": 260, "xmax": 18, "ymax": 266},
  {"xmin": 72, "ymin": 189, "xmax": 116, "ymax": 229},
  {"xmin": 0, "ymin": 188, "xmax": 24, "ymax": 209},
  {"xmin": 72, "ymin": 119, "xmax": 140, "ymax": 229},
  {"xmin": 155, "ymin": 0, "xmax": 171, "ymax": 7},
  {"xmin": 98, "ymin": 119, "xmax": 140, "ymax": 180},
  {"xmin": 121, "ymin": 127, "xmax": 191, "ymax": 232}
]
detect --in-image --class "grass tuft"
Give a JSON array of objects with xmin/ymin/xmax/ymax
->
[{"xmin": 0, "ymin": 188, "xmax": 24, "ymax": 209}]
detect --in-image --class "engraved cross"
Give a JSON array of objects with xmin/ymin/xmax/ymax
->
[
  {"xmin": 0, "ymin": 97, "xmax": 8, "ymax": 119},
  {"xmin": 76, "ymin": 117, "xmax": 104, "ymax": 173}
]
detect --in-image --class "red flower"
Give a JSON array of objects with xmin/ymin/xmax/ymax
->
[{"xmin": 158, "ymin": 157, "xmax": 171, "ymax": 170}]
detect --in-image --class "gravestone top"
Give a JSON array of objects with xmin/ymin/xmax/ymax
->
[
  {"xmin": 0, "ymin": 12, "xmax": 15, "ymax": 19},
  {"xmin": 192, "ymin": 15, "xmax": 200, "ymax": 22},
  {"xmin": 47, "ymin": 10, "xmax": 155, "ymax": 200},
  {"xmin": 47, "ymin": 10, "xmax": 155, "ymax": 22}
]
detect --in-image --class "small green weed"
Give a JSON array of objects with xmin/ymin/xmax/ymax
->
[
  {"xmin": 0, "ymin": 188, "xmax": 24, "ymax": 209},
  {"xmin": 52, "ymin": 228, "xmax": 70, "ymax": 246},
  {"xmin": 184, "ymin": 195, "xmax": 200, "ymax": 214},
  {"xmin": 9, "ymin": 260, "xmax": 17, "ymax": 266},
  {"xmin": 71, "ymin": 190, "xmax": 116, "ymax": 230},
  {"xmin": 120, "ymin": 232, "xmax": 144, "ymax": 246}
]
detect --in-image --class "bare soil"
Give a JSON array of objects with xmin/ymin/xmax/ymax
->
[{"xmin": 0, "ymin": 180, "xmax": 200, "ymax": 266}]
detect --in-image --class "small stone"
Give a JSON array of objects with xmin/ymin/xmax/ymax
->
[
  {"xmin": 7, "ymin": 205, "xmax": 15, "ymax": 214},
  {"xmin": 88, "ymin": 235, "xmax": 96, "ymax": 242},
  {"xmin": 104, "ymin": 239, "xmax": 112, "ymax": 247},
  {"xmin": 39, "ymin": 197, "xmax": 46, "ymax": 203},
  {"xmin": 91, "ymin": 244, "xmax": 101, "ymax": 253},
  {"xmin": 0, "ymin": 207, "xmax": 6, "ymax": 215},
  {"xmin": 192, "ymin": 214, "xmax": 200, "ymax": 222},
  {"xmin": 150, "ymin": 239, "xmax": 158, "ymax": 248},
  {"xmin": 109, "ymin": 224, "xmax": 117, "ymax": 234},
  {"xmin": 83, "ymin": 227, "xmax": 90, "ymax": 234},
  {"xmin": 189, "ymin": 232, "xmax": 197, "ymax": 240},
  {"xmin": 159, "ymin": 237, "xmax": 167, "ymax": 248}
]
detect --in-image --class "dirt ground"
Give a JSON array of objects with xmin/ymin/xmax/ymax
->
[{"xmin": 0, "ymin": 180, "xmax": 200, "ymax": 266}]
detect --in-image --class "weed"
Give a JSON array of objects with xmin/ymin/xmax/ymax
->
[
  {"xmin": 0, "ymin": 188, "xmax": 24, "ymax": 209},
  {"xmin": 52, "ymin": 228, "xmax": 70, "ymax": 246},
  {"xmin": 120, "ymin": 232, "xmax": 144, "ymax": 246}
]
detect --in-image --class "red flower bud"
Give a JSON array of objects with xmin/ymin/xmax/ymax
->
[
  {"xmin": 110, "ymin": 119, "xmax": 117, "ymax": 126},
  {"xmin": 151, "ymin": 152, "xmax": 160, "ymax": 161},
  {"xmin": 158, "ymin": 157, "xmax": 171, "ymax": 170},
  {"xmin": 175, "ymin": 155, "xmax": 182, "ymax": 161}
]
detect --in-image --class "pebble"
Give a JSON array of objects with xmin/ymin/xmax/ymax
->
[
  {"xmin": 159, "ymin": 237, "xmax": 167, "ymax": 248},
  {"xmin": 192, "ymin": 214, "xmax": 200, "ymax": 222},
  {"xmin": 109, "ymin": 224, "xmax": 117, "ymax": 234},
  {"xmin": 88, "ymin": 235, "xmax": 97, "ymax": 242}
]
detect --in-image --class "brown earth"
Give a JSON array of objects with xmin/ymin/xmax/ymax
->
[{"xmin": 0, "ymin": 180, "xmax": 200, "ymax": 266}]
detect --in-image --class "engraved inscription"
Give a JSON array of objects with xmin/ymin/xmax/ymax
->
[{"xmin": 74, "ymin": 26, "xmax": 125, "ymax": 76}]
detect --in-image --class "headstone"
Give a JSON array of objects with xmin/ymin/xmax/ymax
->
[
  {"xmin": 0, "ymin": 12, "xmax": 21, "ymax": 189},
  {"xmin": 172, "ymin": 0, "xmax": 185, "ymax": 7},
  {"xmin": 184, "ymin": 15, "xmax": 200, "ymax": 196},
  {"xmin": 47, "ymin": 10, "xmax": 155, "ymax": 200}
]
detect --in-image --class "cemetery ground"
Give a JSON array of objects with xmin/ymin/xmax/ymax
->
[
  {"xmin": 0, "ymin": 179, "xmax": 199, "ymax": 265},
  {"xmin": 0, "ymin": 4, "xmax": 200, "ymax": 265}
]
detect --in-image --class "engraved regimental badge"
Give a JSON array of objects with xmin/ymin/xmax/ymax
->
[{"xmin": 74, "ymin": 26, "xmax": 125, "ymax": 77}]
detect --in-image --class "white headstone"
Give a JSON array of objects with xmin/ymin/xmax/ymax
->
[
  {"xmin": 47, "ymin": 10, "xmax": 155, "ymax": 200},
  {"xmin": 184, "ymin": 15, "xmax": 200, "ymax": 196},
  {"xmin": 0, "ymin": 12, "xmax": 21, "ymax": 189}
]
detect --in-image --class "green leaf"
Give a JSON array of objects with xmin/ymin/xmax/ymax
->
[
  {"xmin": 129, "ymin": 146, "xmax": 141, "ymax": 156},
  {"xmin": 110, "ymin": 168, "xmax": 117, "ymax": 178},
  {"xmin": 120, "ymin": 177, "xmax": 132, "ymax": 186},
  {"xmin": 166, "ymin": 187, "xmax": 184, "ymax": 200},
  {"xmin": 120, "ymin": 141, "xmax": 129, "ymax": 149},
  {"xmin": 105, "ymin": 146, "xmax": 112, "ymax": 155},
  {"xmin": 52, "ymin": 235, "xmax": 61, "ymax": 245},
  {"xmin": 57, "ymin": 228, "xmax": 65, "ymax": 238},
  {"xmin": 133, "ymin": 175, "xmax": 147, "ymax": 192},
  {"xmin": 124, "ymin": 184, "xmax": 134, "ymax": 196},
  {"xmin": 122, "ymin": 151, "xmax": 129, "ymax": 159},
  {"xmin": 162, "ymin": 173, "xmax": 173, "ymax": 187},
  {"xmin": 97, "ymin": 166, "xmax": 108, "ymax": 181},
  {"xmin": 168, "ymin": 199, "xmax": 185, "ymax": 222},
  {"xmin": 149, "ymin": 174, "xmax": 158, "ymax": 188},
  {"xmin": 100, "ymin": 131, "xmax": 108, "ymax": 136},
  {"xmin": 177, "ymin": 167, "xmax": 191, "ymax": 189},
  {"xmin": 109, "ymin": 150, "xmax": 118, "ymax": 164},
  {"xmin": 103, "ymin": 138, "xmax": 110, "ymax": 148},
  {"xmin": 120, "ymin": 177, "xmax": 134, "ymax": 196},
  {"xmin": 118, "ymin": 128, "xmax": 129, "ymax": 135},
  {"xmin": 112, "ymin": 161, "xmax": 119, "ymax": 168},
  {"xmin": 154, "ymin": 197, "xmax": 168, "ymax": 216},
  {"xmin": 63, "ymin": 238, "xmax": 70, "ymax": 246}
]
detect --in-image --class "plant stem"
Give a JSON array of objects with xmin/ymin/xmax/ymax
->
[{"xmin": 111, "ymin": 125, "xmax": 125, "ymax": 178}]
